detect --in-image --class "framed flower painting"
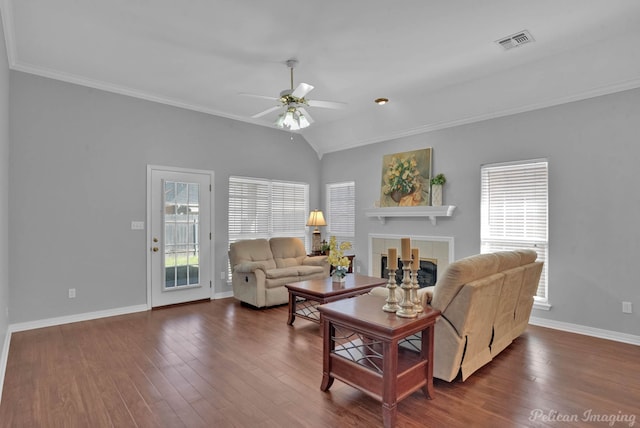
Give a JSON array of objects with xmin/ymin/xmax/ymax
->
[{"xmin": 379, "ymin": 148, "xmax": 432, "ymax": 207}]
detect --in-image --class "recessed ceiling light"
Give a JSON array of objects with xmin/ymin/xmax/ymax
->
[{"xmin": 375, "ymin": 98, "xmax": 389, "ymax": 105}]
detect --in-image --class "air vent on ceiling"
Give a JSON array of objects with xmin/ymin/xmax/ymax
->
[{"xmin": 496, "ymin": 30, "xmax": 534, "ymax": 50}]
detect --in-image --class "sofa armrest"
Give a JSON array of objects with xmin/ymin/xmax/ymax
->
[
  {"xmin": 420, "ymin": 286, "xmax": 435, "ymax": 306},
  {"xmin": 234, "ymin": 261, "xmax": 271, "ymax": 273},
  {"xmin": 302, "ymin": 255, "xmax": 328, "ymax": 267}
]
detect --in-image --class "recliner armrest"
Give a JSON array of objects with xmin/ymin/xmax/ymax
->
[{"xmin": 234, "ymin": 261, "xmax": 271, "ymax": 273}]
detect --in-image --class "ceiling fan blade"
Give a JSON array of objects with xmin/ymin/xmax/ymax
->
[
  {"xmin": 298, "ymin": 107, "xmax": 315, "ymax": 124},
  {"xmin": 251, "ymin": 105, "xmax": 282, "ymax": 119},
  {"xmin": 291, "ymin": 83, "xmax": 314, "ymax": 99},
  {"xmin": 239, "ymin": 92, "xmax": 279, "ymax": 102},
  {"xmin": 307, "ymin": 99, "xmax": 347, "ymax": 109}
]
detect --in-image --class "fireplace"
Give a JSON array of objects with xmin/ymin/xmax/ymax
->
[
  {"xmin": 381, "ymin": 256, "xmax": 437, "ymax": 288},
  {"xmin": 368, "ymin": 234, "xmax": 454, "ymax": 285}
]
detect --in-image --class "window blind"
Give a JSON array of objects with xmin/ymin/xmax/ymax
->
[
  {"xmin": 481, "ymin": 160, "xmax": 549, "ymax": 301},
  {"xmin": 228, "ymin": 176, "xmax": 309, "ymax": 280},
  {"xmin": 326, "ymin": 182, "xmax": 355, "ymax": 243}
]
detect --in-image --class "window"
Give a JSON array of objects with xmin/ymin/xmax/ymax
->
[
  {"xmin": 481, "ymin": 160, "xmax": 549, "ymax": 302},
  {"xmin": 228, "ymin": 175, "xmax": 309, "ymax": 251},
  {"xmin": 326, "ymin": 181, "xmax": 355, "ymax": 244}
]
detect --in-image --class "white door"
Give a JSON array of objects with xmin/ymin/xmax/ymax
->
[{"xmin": 148, "ymin": 166, "xmax": 213, "ymax": 308}]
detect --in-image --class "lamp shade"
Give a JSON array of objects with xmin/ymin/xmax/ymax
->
[{"xmin": 306, "ymin": 209, "xmax": 327, "ymax": 228}]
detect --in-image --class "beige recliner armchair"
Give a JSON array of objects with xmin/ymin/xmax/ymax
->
[{"xmin": 229, "ymin": 237, "xmax": 329, "ymax": 308}]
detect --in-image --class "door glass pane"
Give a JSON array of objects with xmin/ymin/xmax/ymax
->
[{"xmin": 164, "ymin": 180, "xmax": 200, "ymax": 290}]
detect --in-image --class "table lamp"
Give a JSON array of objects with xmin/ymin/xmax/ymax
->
[{"xmin": 306, "ymin": 209, "xmax": 327, "ymax": 254}]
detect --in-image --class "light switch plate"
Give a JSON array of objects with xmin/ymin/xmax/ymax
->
[{"xmin": 131, "ymin": 221, "xmax": 145, "ymax": 230}]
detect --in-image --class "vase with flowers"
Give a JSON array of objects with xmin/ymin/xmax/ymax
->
[{"xmin": 327, "ymin": 236, "xmax": 352, "ymax": 283}]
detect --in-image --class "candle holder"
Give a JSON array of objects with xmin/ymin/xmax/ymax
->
[
  {"xmin": 410, "ymin": 264, "xmax": 423, "ymax": 313},
  {"xmin": 396, "ymin": 259, "xmax": 417, "ymax": 318},
  {"xmin": 382, "ymin": 267, "xmax": 399, "ymax": 313}
]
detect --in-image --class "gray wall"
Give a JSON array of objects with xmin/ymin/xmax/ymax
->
[
  {"xmin": 0, "ymin": 14, "xmax": 9, "ymax": 346},
  {"xmin": 321, "ymin": 88, "xmax": 640, "ymax": 336},
  {"xmin": 6, "ymin": 64, "xmax": 640, "ymax": 338},
  {"xmin": 8, "ymin": 72, "xmax": 321, "ymax": 323}
]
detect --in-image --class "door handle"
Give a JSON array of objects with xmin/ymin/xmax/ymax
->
[{"xmin": 152, "ymin": 247, "xmax": 159, "ymax": 252}]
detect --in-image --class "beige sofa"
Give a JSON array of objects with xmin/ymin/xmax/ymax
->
[
  {"xmin": 229, "ymin": 237, "xmax": 330, "ymax": 308},
  {"xmin": 371, "ymin": 250, "xmax": 543, "ymax": 381}
]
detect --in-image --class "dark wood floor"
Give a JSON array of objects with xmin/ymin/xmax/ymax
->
[{"xmin": 1, "ymin": 298, "xmax": 638, "ymax": 428}]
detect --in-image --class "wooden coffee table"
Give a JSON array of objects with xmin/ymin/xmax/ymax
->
[
  {"xmin": 285, "ymin": 274, "xmax": 386, "ymax": 326},
  {"xmin": 318, "ymin": 294, "xmax": 440, "ymax": 428}
]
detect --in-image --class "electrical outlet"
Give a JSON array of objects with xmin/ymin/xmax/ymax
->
[
  {"xmin": 220, "ymin": 271, "xmax": 226, "ymax": 280},
  {"xmin": 622, "ymin": 301, "xmax": 633, "ymax": 314},
  {"xmin": 131, "ymin": 221, "xmax": 145, "ymax": 230},
  {"xmin": 68, "ymin": 288, "xmax": 76, "ymax": 299},
  {"xmin": 356, "ymin": 265, "xmax": 361, "ymax": 273}
]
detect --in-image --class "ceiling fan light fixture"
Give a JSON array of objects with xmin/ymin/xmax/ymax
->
[
  {"xmin": 375, "ymin": 98, "xmax": 389, "ymax": 105},
  {"xmin": 254, "ymin": 59, "xmax": 345, "ymax": 130},
  {"xmin": 283, "ymin": 110, "xmax": 296, "ymax": 129},
  {"xmin": 274, "ymin": 107, "xmax": 310, "ymax": 131},
  {"xmin": 275, "ymin": 113, "xmax": 286, "ymax": 128},
  {"xmin": 298, "ymin": 114, "xmax": 310, "ymax": 129}
]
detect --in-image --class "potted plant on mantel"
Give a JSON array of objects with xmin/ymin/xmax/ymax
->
[{"xmin": 430, "ymin": 174, "xmax": 447, "ymax": 206}]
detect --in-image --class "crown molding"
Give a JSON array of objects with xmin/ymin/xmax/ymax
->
[
  {"xmin": 319, "ymin": 75, "xmax": 640, "ymax": 156},
  {"xmin": 11, "ymin": 59, "xmax": 261, "ymax": 122},
  {"xmin": 10, "ymin": 59, "xmax": 319, "ymax": 152}
]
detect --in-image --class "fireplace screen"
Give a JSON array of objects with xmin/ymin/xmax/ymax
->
[{"xmin": 381, "ymin": 256, "xmax": 437, "ymax": 288}]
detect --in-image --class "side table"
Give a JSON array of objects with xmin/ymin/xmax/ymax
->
[{"xmin": 318, "ymin": 294, "xmax": 440, "ymax": 428}]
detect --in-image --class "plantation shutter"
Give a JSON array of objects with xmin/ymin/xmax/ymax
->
[
  {"xmin": 480, "ymin": 160, "xmax": 549, "ymax": 301},
  {"xmin": 326, "ymin": 182, "xmax": 355, "ymax": 242}
]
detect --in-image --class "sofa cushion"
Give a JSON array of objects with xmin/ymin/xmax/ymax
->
[
  {"xmin": 229, "ymin": 239, "xmax": 276, "ymax": 271},
  {"xmin": 296, "ymin": 265, "xmax": 325, "ymax": 276},
  {"xmin": 431, "ymin": 252, "xmax": 500, "ymax": 313},
  {"xmin": 234, "ymin": 261, "xmax": 274, "ymax": 273},
  {"xmin": 265, "ymin": 267, "xmax": 300, "ymax": 279},
  {"xmin": 495, "ymin": 249, "xmax": 537, "ymax": 271},
  {"xmin": 303, "ymin": 255, "xmax": 328, "ymax": 267},
  {"xmin": 270, "ymin": 237, "xmax": 307, "ymax": 268},
  {"xmin": 491, "ymin": 266, "xmax": 526, "ymax": 356},
  {"xmin": 495, "ymin": 251, "xmax": 522, "ymax": 272}
]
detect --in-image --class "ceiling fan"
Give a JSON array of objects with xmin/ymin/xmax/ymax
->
[{"xmin": 241, "ymin": 59, "xmax": 346, "ymax": 130}]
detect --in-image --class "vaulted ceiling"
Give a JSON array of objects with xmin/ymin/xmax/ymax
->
[{"xmin": 3, "ymin": 1, "xmax": 640, "ymax": 156}]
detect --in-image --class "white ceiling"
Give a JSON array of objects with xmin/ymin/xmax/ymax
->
[{"xmin": 3, "ymin": 1, "xmax": 640, "ymax": 156}]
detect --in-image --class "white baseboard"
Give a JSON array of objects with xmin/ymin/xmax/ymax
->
[
  {"xmin": 529, "ymin": 316, "xmax": 640, "ymax": 346},
  {"xmin": 214, "ymin": 290, "xmax": 234, "ymax": 300},
  {"xmin": 8, "ymin": 304, "xmax": 149, "ymax": 333},
  {"xmin": 7, "ymin": 294, "xmax": 234, "ymax": 336},
  {"xmin": 0, "ymin": 329, "xmax": 11, "ymax": 402}
]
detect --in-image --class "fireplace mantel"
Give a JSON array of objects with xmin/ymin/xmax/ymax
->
[{"xmin": 364, "ymin": 205, "xmax": 456, "ymax": 225}]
